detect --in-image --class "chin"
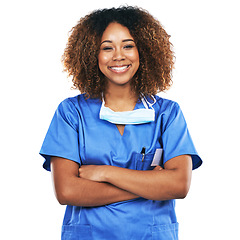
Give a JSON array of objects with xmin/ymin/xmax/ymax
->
[{"xmin": 108, "ymin": 78, "xmax": 132, "ymax": 86}]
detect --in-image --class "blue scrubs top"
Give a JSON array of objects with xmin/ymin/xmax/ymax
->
[{"xmin": 40, "ymin": 94, "xmax": 202, "ymax": 240}]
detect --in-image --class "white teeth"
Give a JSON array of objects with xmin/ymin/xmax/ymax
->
[{"xmin": 110, "ymin": 65, "xmax": 129, "ymax": 71}]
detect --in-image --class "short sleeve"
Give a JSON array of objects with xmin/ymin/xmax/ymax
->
[
  {"xmin": 161, "ymin": 102, "xmax": 202, "ymax": 170},
  {"xmin": 39, "ymin": 99, "xmax": 81, "ymax": 171}
]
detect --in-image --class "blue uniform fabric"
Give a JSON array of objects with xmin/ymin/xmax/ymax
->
[{"xmin": 40, "ymin": 94, "xmax": 202, "ymax": 240}]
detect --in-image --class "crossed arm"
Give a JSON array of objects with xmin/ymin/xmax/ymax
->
[{"xmin": 51, "ymin": 155, "xmax": 192, "ymax": 207}]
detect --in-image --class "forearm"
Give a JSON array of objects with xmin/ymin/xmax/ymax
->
[
  {"xmin": 78, "ymin": 156, "xmax": 192, "ymax": 202},
  {"xmin": 104, "ymin": 167, "xmax": 184, "ymax": 200},
  {"xmin": 51, "ymin": 157, "xmax": 138, "ymax": 207},
  {"xmin": 57, "ymin": 176, "xmax": 138, "ymax": 207},
  {"xmin": 102, "ymin": 156, "xmax": 192, "ymax": 201}
]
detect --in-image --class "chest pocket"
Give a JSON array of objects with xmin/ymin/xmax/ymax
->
[{"xmin": 135, "ymin": 153, "xmax": 155, "ymax": 170}]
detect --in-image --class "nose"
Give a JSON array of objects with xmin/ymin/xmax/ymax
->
[{"xmin": 112, "ymin": 48, "xmax": 125, "ymax": 61}]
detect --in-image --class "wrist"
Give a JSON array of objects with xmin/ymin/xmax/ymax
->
[{"xmin": 102, "ymin": 165, "xmax": 113, "ymax": 182}]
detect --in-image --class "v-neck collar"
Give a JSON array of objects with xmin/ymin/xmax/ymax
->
[{"xmin": 114, "ymin": 100, "xmax": 144, "ymax": 136}]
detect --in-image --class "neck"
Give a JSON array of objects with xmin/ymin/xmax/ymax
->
[{"xmin": 104, "ymin": 83, "xmax": 138, "ymax": 111}]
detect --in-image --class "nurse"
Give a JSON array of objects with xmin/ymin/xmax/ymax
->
[{"xmin": 40, "ymin": 6, "xmax": 202, "ymax": 239}]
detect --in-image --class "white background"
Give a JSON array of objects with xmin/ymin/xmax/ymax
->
[{"xmin": 1, "ymin": 0, "xmax": 239, "ymax": 239}]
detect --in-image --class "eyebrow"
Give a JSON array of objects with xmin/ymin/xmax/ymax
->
[{"xmin": 100, "ymin": 39, "xmax": 134, "ymax": 45}]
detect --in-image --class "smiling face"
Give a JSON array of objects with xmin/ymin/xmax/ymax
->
[{"xmin": 98, "ymin": 22, "xmax": 140, "ymax": 87}]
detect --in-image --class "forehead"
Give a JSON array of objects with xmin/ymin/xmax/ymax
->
[{"xmin": 101, "ymin": 22, "xmax": 134, "ymax": 42}]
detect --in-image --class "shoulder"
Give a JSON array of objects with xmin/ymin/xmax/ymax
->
[
  {"xmin": 58, "ymin": 94, "xmax": 91, "ymax": 112},
  {"xmin": 153, "ymin": 95, "xmax": 184, "ymax": 129},
  {"xmin": 154, "ymin": 95, "xmax": 180, "ymax": 114},
  {"xmin": 53, "ymin": 94, "xmax": 86, "ymax": 129},
  {"xmin": 57, "ymin": 94, "xmax": 101, "ymax": 120},
  {"xmin": 60, "ymin": 94, "xmax": 84, "ymax": 108},
  {"xmin": 61, "ymin": 93, "xmax": 101, "ymax": 108}
]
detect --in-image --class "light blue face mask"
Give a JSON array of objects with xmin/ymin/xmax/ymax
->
[{"xmin": 99, "ymin": 95, "xmax": 156, "ymax": 125}]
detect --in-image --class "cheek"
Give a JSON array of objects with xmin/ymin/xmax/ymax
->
[
  {"xmin": 98, "ymin": 54, "xmax": 109, "ymax": 75},
  {"xmin": 98, "ymin": 53, "xmax": 110, "ymax": 66},
  {"xmin": 128, "ymin": 50, "xmax": 139, "ymax": 64},
  {"xmin": 135, "ymin": 50, "xmax": 140, "ymax": 63}
]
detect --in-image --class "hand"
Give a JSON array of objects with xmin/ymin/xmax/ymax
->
[
  {"xmin": 79, "ymin": 165, "xmax": 107, "ymax": 182},
  {"xmin": 153, "ymin": 166, "xmax": 163, "ymax": 171}
]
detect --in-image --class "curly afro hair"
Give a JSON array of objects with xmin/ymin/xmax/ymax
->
[{"xmin": 62, "ymin": 6, "xmax": 175, "ymax": 99}]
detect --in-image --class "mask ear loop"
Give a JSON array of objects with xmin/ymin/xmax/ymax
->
[
  {"xmin": 101, "ymin": 93, "xmax": 106, "ymax": 105},
  {"xmin": 148, "ymin": 95, "xmax": 156, "ymax": 109},
  {"xmin": 141, "ymin": 95, "xmax": 149, "ymax": 109},
  {"xmin": 141, "ymin": 94, "xmax": 156, "ymax": 110}
]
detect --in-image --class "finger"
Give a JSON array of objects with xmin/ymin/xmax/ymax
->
[
  {"xmin": 78, "ymin": 168, "xmax": 82, "ymax": 176},
  {"xmin": 154, "ymin": 166, "xmax": 163, "ymax": 171}
]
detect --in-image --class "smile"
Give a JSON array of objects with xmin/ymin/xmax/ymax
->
[{"xmin": 108, "ymin": 65, "xmax": 131, "ymax": 73}]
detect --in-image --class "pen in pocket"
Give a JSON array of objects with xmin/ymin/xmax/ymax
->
[{"xmin": 141, "ymin": 147, "xmax": 146, "ymax": 162}]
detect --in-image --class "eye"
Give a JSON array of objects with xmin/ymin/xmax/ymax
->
[
  {"xmin": 123, "ymin": 45, "xmax": 135, "ymax": 49},
  {"xmin": 102, "ymin": 46, "xmax": 113, "ymax": 51}
]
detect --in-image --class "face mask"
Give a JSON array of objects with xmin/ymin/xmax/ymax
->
[{"xmin": 99, "ymin": 95, "xmax": 156, "ymax": 125}]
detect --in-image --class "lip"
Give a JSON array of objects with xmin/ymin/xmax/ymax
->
[{"xmin": 108, "ymin": 64, "xmax": 131, "ymax": 73}]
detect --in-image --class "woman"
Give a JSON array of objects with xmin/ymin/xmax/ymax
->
[{"xmin": 40, "ymin": 6, "xmax": 202, "ymax": 239}]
